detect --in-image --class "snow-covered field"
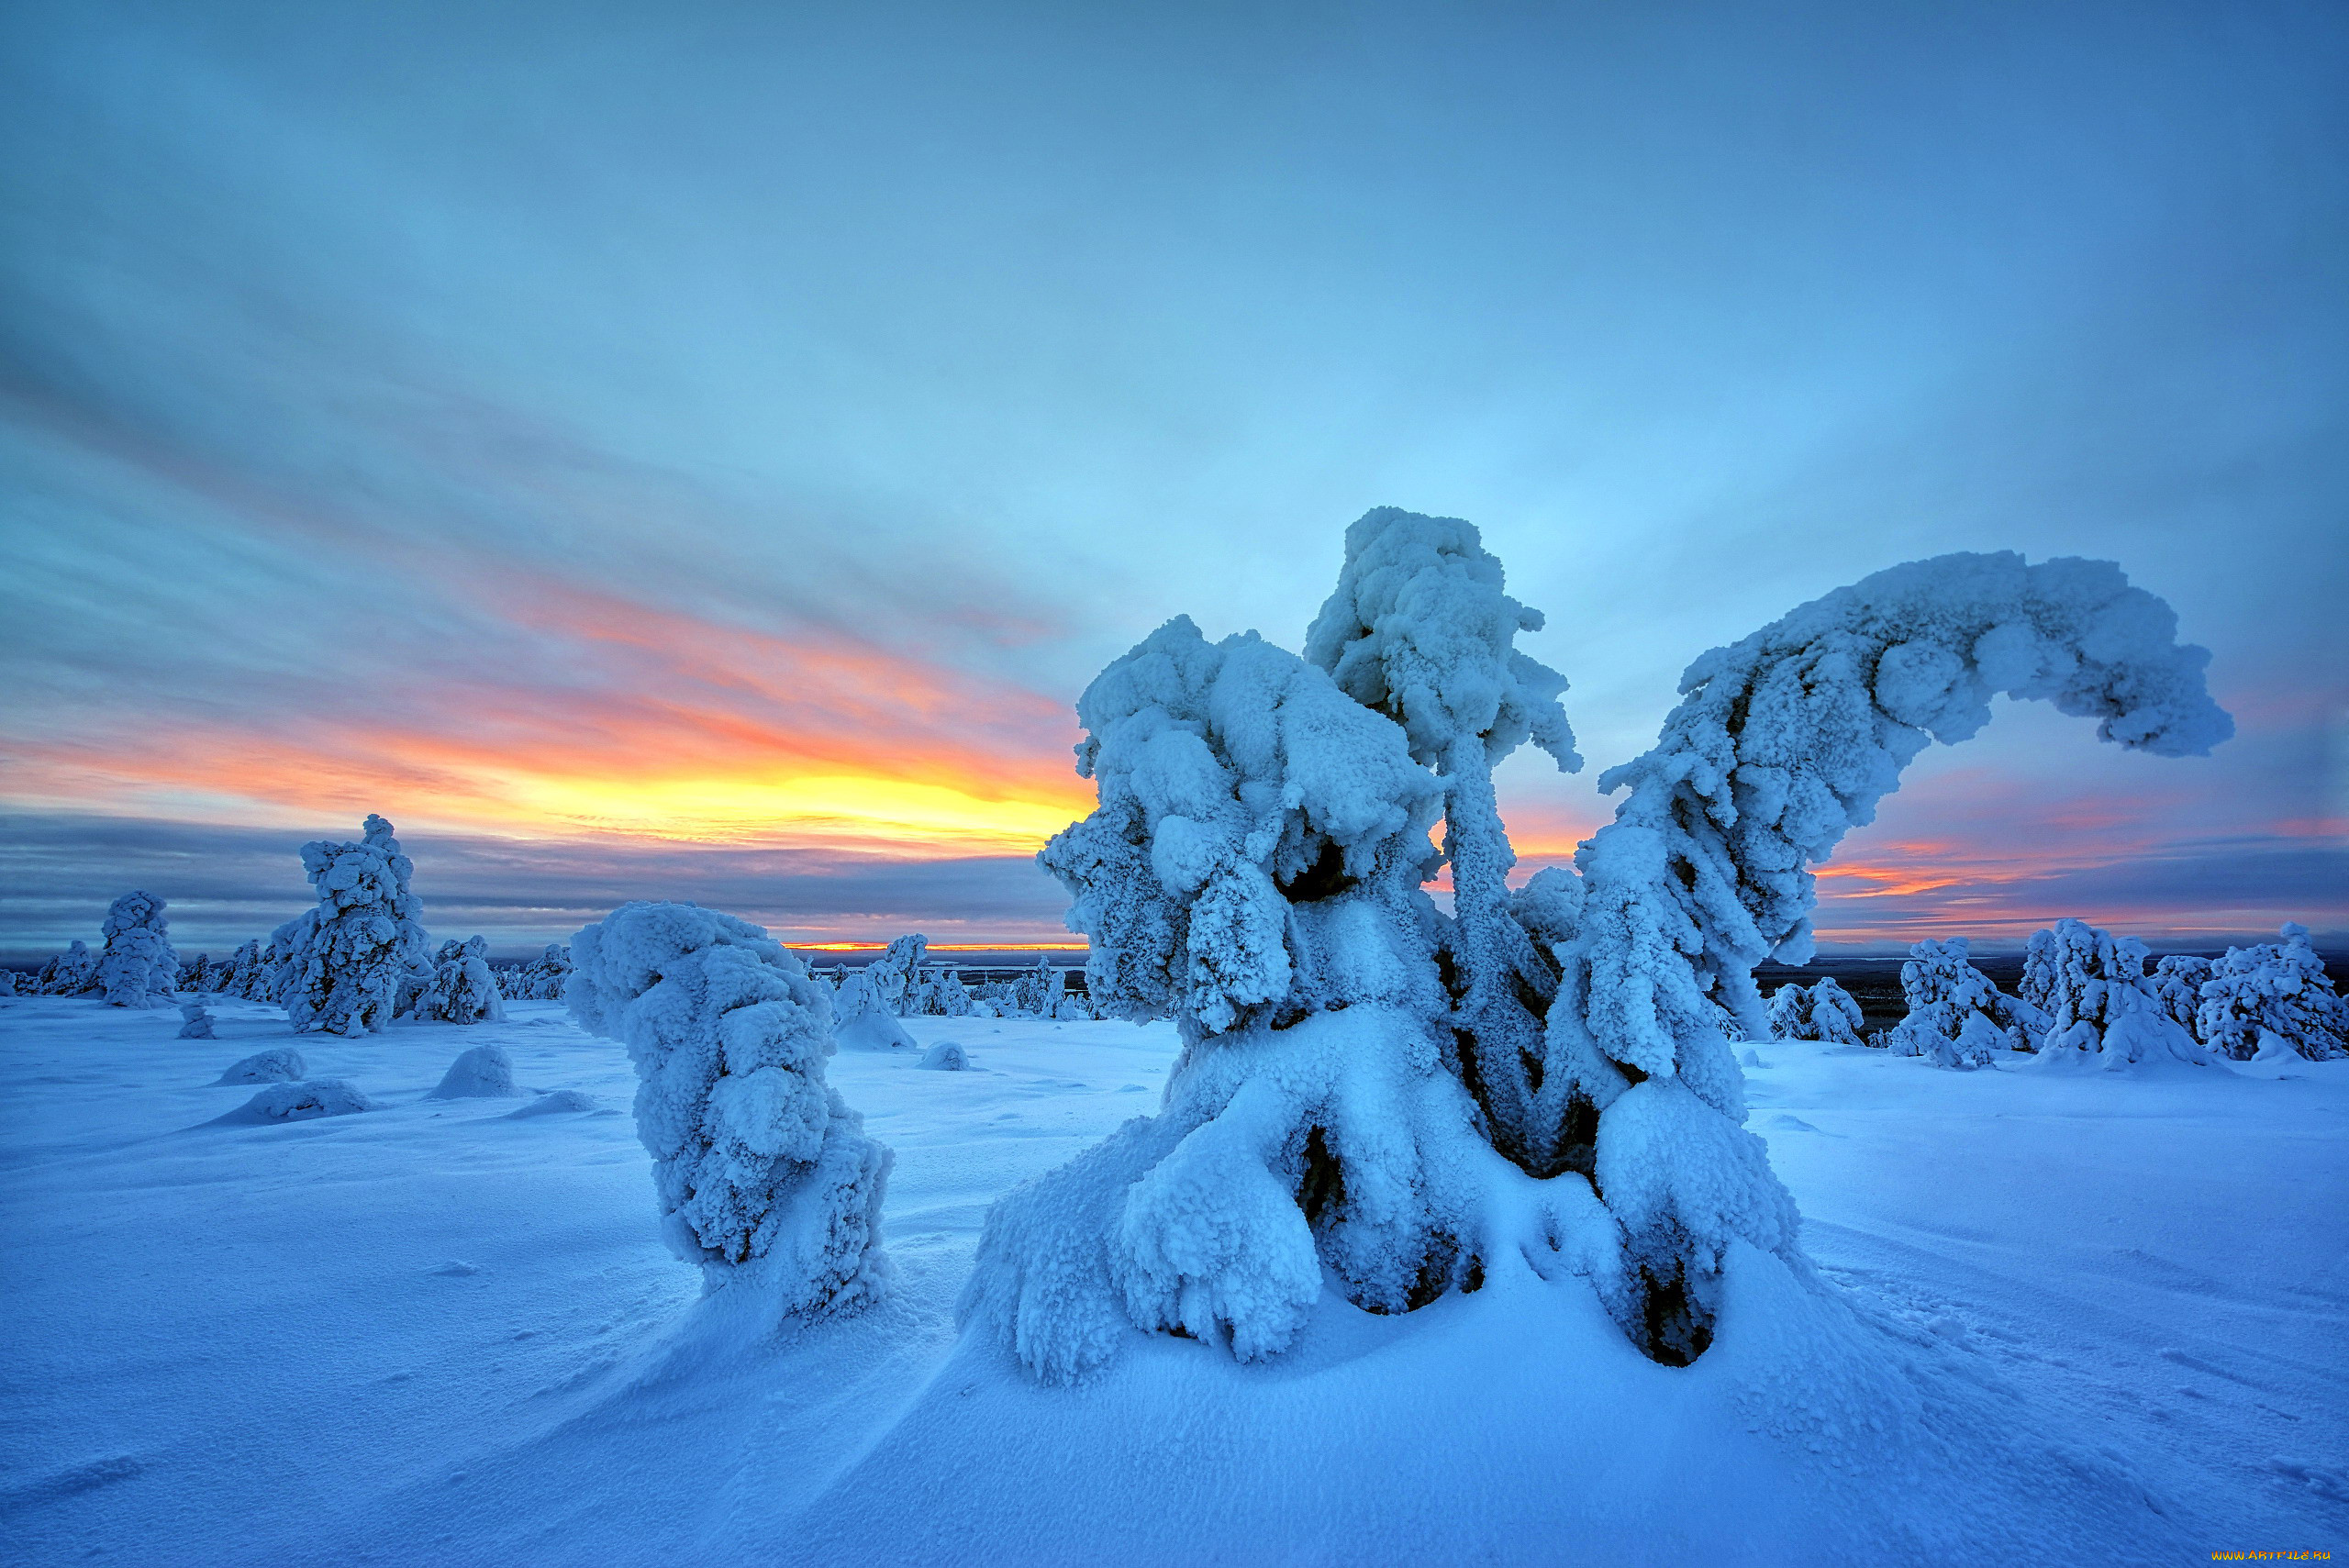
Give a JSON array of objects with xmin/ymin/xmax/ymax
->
[{"xmin": 4, "ymin": 995, "xmax": 2343, "ymax": 1566}]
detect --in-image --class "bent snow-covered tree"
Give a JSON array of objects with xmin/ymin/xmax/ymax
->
[
  {"xmin": 273, "ymin": 815, "xmax": 433, "ymax": 1035},
  {"xmin": 94, "ymin": 890, "xmax": 180, "ymax": 1007},
  {"xmin": 567, "ymin": 902, "xmax": 892, "ymax": 1313},
  {"xmin": 970, "ymin": 516, "xmax": 2231, "ymax": 1379}
]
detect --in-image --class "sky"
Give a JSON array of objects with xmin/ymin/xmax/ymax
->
[{"xmin": 2, "ymin": 0, "xmax": 2343, "ymax": 959}]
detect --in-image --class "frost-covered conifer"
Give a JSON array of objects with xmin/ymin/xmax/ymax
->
[
  {"xmin": 864, "ymin": 934, "xmax": 927, "ymax": 1017},
  {"xmin": 2196, "ymin": 924, "xmax": 2348, "ymax": 1061},
  {"xmin": 517, "ymin": 943, "xmax": 573, "ymax": 1000},
  {"xmin": 177, "ymin": 999, "xmax": 217, "ymax": 1039},
  {"xmin": 566, "ymin": 901, "xmax": 891, "ymax": 1312},
  {"xmin": 929, "ymin": 964, "xmax": 974, "ymax": 1018},
  {"xmin": 0, "ymin": 969, "xmax": 18, "ymax": 997},
  {"xmin": 1304, "ymin": 508, "xmax": 1581, "ymax": 1164},
  {"xmin": 2020, "ymin": 917, "xmax": 2212, "ymax": 1069},
  {"xmin": 2149, "ymin": 955, "xmax": 2214, "ymax": 1039},
  {"xmin": 93, "ymin": 890, "xmax": 179, "ymax": 1006},
  {"xmin": 417, "ymin": 936, "xmax": 506, "ymax": 1025},
  {"xmin": 38, "ymin": 940, "xmax": 96, "ymax": 995},
  {"xmin": 1765, "ymin": 977, "xmax": 1865, "ymax": 1044},
  {"xmin": 968, "ymin": 528, "xmax": 2231, "ymax": 1381},
  {"xmin": 219, "ymin": 939, "xmax": 261, "ymax": 999},
  {"xmin": 1883, "ymin": 938, "xmax": 2038, "ymax": 1067},
  {"xmin": 273, "ymin": 815, "xmax": 433, "ymax": 1035}
]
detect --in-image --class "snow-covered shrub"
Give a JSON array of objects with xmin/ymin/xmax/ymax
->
[
  {"xmin": 1304, "ymin": 506, "xmax": 1582, "ymax": 1170},
  {"xmin": 0, "ymin": 969, "xmax": 18, "ymax": 997},
  {"xmin": 176, "ymin": 1000, "xmax": 216, "ymax": 1040},
  {"xmin": 1882, "ymin": 939, "xmax": 2039, "ymax": 1067},
  {"xmin": 428, "ymin": 1042, "xmax": 524, "ymax": 1098},
  {"xmin": 416, "ymin": 936, "xmax": 506, "ymax": 1025},
  {"xmin": 865, "ymin": 934, "xmax": 927, "ymax": 1016},
  {"xmin": 968, "ymin": 519, "xmax": 2231, "ymax": 1381},
  {"xmin": 514, "ymin": 943, "xmax": 573, "ymax": 1000},
  {"xmin": 918, "ymin": 1040, "xmax": 969, "ymax": 1071},
  {"xmin": 1052, "ymin": 984, "xmax": 1096, "ymax": 1021},
  {"xmin": 219, "ymin": 939, "xmax": 262, "ymax": 999},
  {"xmin": 831, "ymin": 967, "xmax": 915, "ymax": 1051},
  {"xmin": 37, "ymin": 940, "xmax": 96, "ymax": 995},
  {"xmin": 1765, "ymin": 977, "xmax": 1865, "ymax": 1044},
  {"xmin": 93, "ymin": 890, "xmax": 180, "ymax": 1006},
  {"xmin": 2196, "ymin": 924, "xmax": 2349, "ymax": 1062},
  {"xmin": 273, "ymin": 815, "xmax": 433, "ymax": 1035},
  {"xmin": 908, "ymin": 963, "xmax": 974, "ymax": 1018},
  {"xmin": 566, "ymin": 901, "xmax": 891, "ymax": 1312},
  {"xmin": 2020, "ymin": 918, "xmax": 2211, "ymax": 1070},
  {"xmin": 217, "ymin": 1047, "xmax": 306, "ymax": 1084},
  {"xmin": 215, "ymin": 1079, "xmax": 377, "ymax": 1124}
]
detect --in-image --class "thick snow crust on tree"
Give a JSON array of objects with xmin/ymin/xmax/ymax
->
[
  {"xmin": 866, "ymin": 935, "xmax": 927, "ymax": 1017},
  {"xmin": 0, "ymin": 969, "xmax": 17, "ymax": 996},
  {"xmin": 2151, "ymin": 954, "xmax": 2215, "ymax": 1037},
  {"xmin": 2020, "ymin": 917, "xmax": 2213, "ymax": 1070},
  {"xmin": 93, "ymin": 891, "xmax": 180, "ymax": 1007},
  {"xmin": 2196, "ymin": 924, "xmax": 2349, "ymax": 1061},
  {"xmin": 1765, "ymin": 978, "xmax": 1865, "ymax": 1045},
  {"xmin": 566, "ymin": 901, "xmax": 892, "ymax": 1314},
  {"xmin": 511, "ymin": 944, "xmax": 573, "ymax": 1002},
  {"xmin": 1304, "ymin": 507, "xmax": 1581, "ymax": 1170},
  {"xmin": 416, "ymin": 937, "xmax": 507, "ymax": 1025},
  {"xmin": 975, "ymin": 527, "xmax": 2232, "ymax": 1382},
  {"xmin": 37, "ymin": 940, "xmax": 96, "ymax": 996},
  {"xmin": 832, "ymin": 969, "xmax": 917, "ymax": 1051},
  {"xmin": 1883, "ymin": 939, "xmax": 2041, "ymax": 1066},
  {"xmin": 273, "ymin": 815, "xmax": 433, "ymax": 1036}
]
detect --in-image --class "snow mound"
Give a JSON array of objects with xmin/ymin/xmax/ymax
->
[
  {"xmin": 918, "ymin": 1040, "xmax": 969, "ymax": 1071},
  {"xmin": 507, "ymin": 1088, "xmax": 599, "ymax": 1118},
  {"xmin": 212, "ymin": 1079, "xmax": 377, "ymax": 1124},
  {"xmin": 216, "ymin": 1048, "xmax": 306, "ymax": 1084},
  {"xmin": 833, "ymin": 973, "xmax": 917, "ymax": 1051},
  {"xmin": 427, "ymin": 1043, "xmax": 525, "ymax": 1098}
]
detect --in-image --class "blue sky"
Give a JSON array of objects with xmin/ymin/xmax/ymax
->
[{"xmin": 3, "ymin": 0, "xmax": 2343, "ymax": 957}]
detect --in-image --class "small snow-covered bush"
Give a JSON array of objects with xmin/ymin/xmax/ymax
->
[
  {"xmin": 273, "ymin": 815, "xmax": 432, "ymax": 1035},
  {"xmin": 94, "ymin": 890, "xmax": 180, "ymax": 1007},
  {"xmin": 176, "ymin": 1000, "xmax": 216, "ymax": 1040},
  {"xmin": 0, "ymin": 970, "xmax": 18, "ymax": 997},
  {"xmin": 864, "ymin": 934, "xmax": 927, "ymax": 1016},
  {"xmin": 1883, "ymin": 939, "xmax": 2040, "ymax": 1067},
  {"xmin": 566, "ymin": 901, "xmax": 891, "ymax": 1312},
  {"xmin": 832, "ymin": 968, "xmax": 915, "ymax": 1051},
  {"xmin": 918, "ymin": 1040, "xmax": 969, "ymax": 1071},
  {"xmin": 416, "ymin": 936, "xmax": 506, "ymax": 1025},
  {"xmin": 37, "ymin": 940, "xmax": 96, "ymax": 995},
  {"xmin": 217, "ymin": 1047, "xmax": 306, "ymax": 1084},
  {"xmin": 514, "ymin": 943, "xmax": 573, "ymax": 1000},
  {"xmin": 2196, "ymin": 924, "xmax": 2348, "ymax": 1062},
  {"xmin": 428, "ymin": 1042, "xmax": 524, "ymax": 1098},
  {"xmin": 1765, "ymin": 977, "xmax": 1865, "ymax": 1044},
  {"xmin": 216, "ymin": 1079, "xmax": 377, "ymax": 1123}
]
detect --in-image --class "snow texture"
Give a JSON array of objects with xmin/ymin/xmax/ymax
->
[
  {"xmin": 1305, "ymin": 506, "xmax": 1582, "ymax": 1173},
  {"xmin": 427, "ymin": 1042, "xmax": 526, "ymax": 1098},
  {"xmin": 2196, "ymin": 924, "xmax": 2349, "ymax": 1062},
  {"xmin": 1765, "ymin": 977, "xmax": 1865, "ymax": 1045},
  {"xmin": 273, "ymin": 815, "xmax": 433, "ymax": 1036},
  {"xmin": 1882, "ymin": 939, "xmax": 2040, "ymax": 1066},
  {"xmin": 416, "ymin": 936, "xmax": 507, "ymax": 1026},
  {"xmin": 217, "ymin": 1048, "xmax": 306, "ymax": 1084},
  {"xmin": 566, "ymin": 901, "xmax": 891, "ymax": 1314},
  {"xmin": 213, "ymin": 1079, "xmax": 377, "ymax": 1124},
  {"xmin": 174, "ymin": 1001, "xmax": 215, "ymax": 1040}
]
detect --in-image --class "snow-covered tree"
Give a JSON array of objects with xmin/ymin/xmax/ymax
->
[
  {"xmin": 2020, "ymin": 917, "xmax": 2212, "ymax": 1069},
  {"xmin": 415, "ymin": 936, "xmax": 506, "ymax": 1025},
  {"xmin": 1765, "ymin": 976, "xmax": 1865, "ymax": 1044},
  {"xmin": 37, "ymin": 940, "xmax": 96, "ymax": 995},
  {"xmin": 92, "ymin": 890, "xmax": 180, "ymax": 1006},
  {"xmin": 1882, "ymin": 938, "xmax": 2040, "ymax": 1067},
  {"xmin": 2150, "ymin": 954, "xmax": 2215, "ymax": 1038},
  {"xmin": 2196, "ymin": 924, "xmax": 2348, "ymax": 1062},
  {"xmin": 273, "ymin": 815, "xmax": 432, "ymax": 1035},
  {"xmin": 566, "ymin": 901, "xmax": 892, "ymax": 1313},
  {"xmin": 218, "ymin": 939, "xmax": 262, "ymax": 999},
  {"xmin": 925, "ymin": 964, "xmax": 974, "ymax": 1018},
  {"xmin": 863, "ymin": 934, "xmax": 927, "ymax": 1017},
  {"xmin": 967, "ymin": 525, "xmax": 2231, "ymax": 1380},
  {"xmin": 518, "ymin": 943, "xmax": 573, "ymax": 1000},
  {"xmin": 1304, "ymin": 506, "xmax": 1582, "ymax": 1174},
  {"xmin": 0, "ymin": 969, "xmax": 18, "ymax": 997},
  {"xmin": 177, "ymin": 999, "xmax": 216, "ymax": 1039}
]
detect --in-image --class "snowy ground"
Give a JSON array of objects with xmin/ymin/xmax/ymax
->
[{"xmin": 3, "ymin": 995, "xmax": 2343, "ymax": 1566}]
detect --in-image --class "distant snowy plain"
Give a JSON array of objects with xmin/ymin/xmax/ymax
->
[{"xmin": 3, "ymin": 995, "xmax": 2343, "ymax": 1565}]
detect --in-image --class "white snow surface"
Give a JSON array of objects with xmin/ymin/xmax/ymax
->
[{"xmin": 3, "ymin": 994, "xmax": 2342, "ymax": 1565}]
